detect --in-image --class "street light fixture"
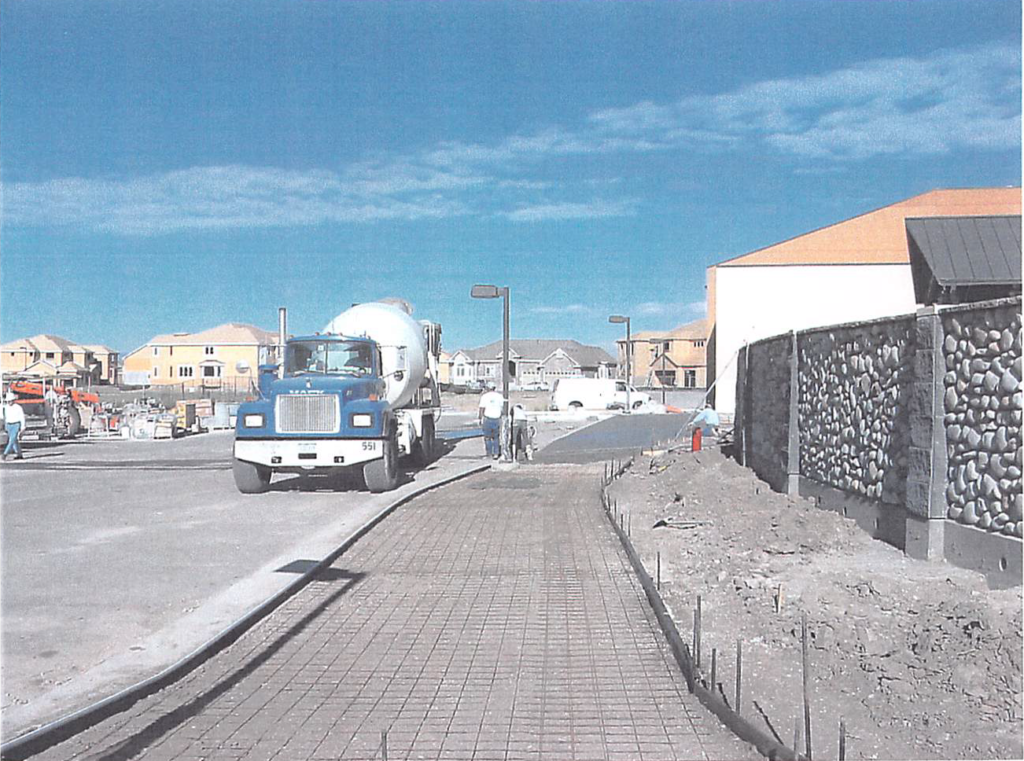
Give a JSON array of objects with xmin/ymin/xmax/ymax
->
[
  {"xmin": 609, "ymin": 314, "xmax": 631, "ymax": 413},
  {"xmin": 472, "ymin": 284, "xmax": 511, "ymax": 460}
]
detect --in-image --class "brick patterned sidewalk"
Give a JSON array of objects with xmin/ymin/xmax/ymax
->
[{"xmin": 34, "ymin": 465, "xmax": 755, "ymax": 761}]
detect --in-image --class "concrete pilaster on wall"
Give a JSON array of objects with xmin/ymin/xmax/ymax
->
[
  {"xmin": 904, "ymin": 307, "xmax": 949, "ymax": 561},
  {"xmin": 786, "ymin": 331, "xmax": 800, "ymax": 496}
]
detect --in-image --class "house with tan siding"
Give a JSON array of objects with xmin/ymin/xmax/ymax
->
[
  {"xmin": 617, "ymin": 318, "xmax": 709, "ymax": 389},
  {"xmin": 0, "ymin": 334, "xmax": 115, "ymax": 386},
  {"xmin": 122, "ymin": 323, "xmax": 278, "ymax": 388}
]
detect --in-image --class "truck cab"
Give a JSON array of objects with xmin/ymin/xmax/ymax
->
[{"xmin": 233, "ymin": 335, "xmax": 400, "ymax": 493}]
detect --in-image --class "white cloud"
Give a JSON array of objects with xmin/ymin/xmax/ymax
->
[
  {"xmin": 590, "ymin": 42, "xmax": 1021, "ymax": 160},
  {"xmin": 501, "ymin": 199, "xmax": 638, "ymax": 222},
  {"xmin": 529, "ymin": 304, "xmax": 598, "ymax": 315},
  {"xmin": 633, "ymin": 300, "xmax": 706, "ymax": 317},
  {"xmin": 5, "ymin": 165, "xmax": 475, "ymax": 235},
  {"xmin": 5, "ymin": 42, "xmax": 1018, "ymax": 235}
]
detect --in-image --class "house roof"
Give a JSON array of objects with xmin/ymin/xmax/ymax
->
[
  {"xmin": 1, "ymin": 335, "xmax": 115, "ymax": 355},
  {"xmin": 906, "ymin": 215, "xmax": 1022, "ymax": 287},
  {"xmin": 0, "ymin": 334, "xmax": 78, "ymax": 354},
  {"xmin": 148, "ymin": 323, "xmax": 278, "ymax": 346},
  {"xmin": 626, "ymin": 318, "xmax": 710, "ymax": 343},
  {"xmin": 460, "ymin": 339, "xmax": 616, "ymax": 367},
  {"xmin": 717, "ymin": 188, "xmax": 1022, "ymax": 268}
]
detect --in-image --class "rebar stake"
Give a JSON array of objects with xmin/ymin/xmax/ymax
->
[
  {"xmin": 802, "ymin": 613, "xmax": 813, "ymax": 761},
  {"xmin": 838, "ymin": 717, "xmax": 846, "ymax": 761},
  {"xmin": 710, "ymin": 647, "xmax": 717, "ymax": 695},
  {"xmin": 735, "ymin": 639, "xmax": 743, "ymax": 716},
  {"xmin": 381, "ymin": 730, "xmax": 388, "ymax": 761},
  {"xmin": 656, "ymin": 551, "xmax": 661, "ymax": 591},
  {"xmin": 695, "ymin": 595, "xmax": 703, "ymax": 670}
]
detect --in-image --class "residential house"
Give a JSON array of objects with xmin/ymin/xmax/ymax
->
[
  {"xmin": 82, "ymin": 345, "xmax": 120, "ymax": 385},
  {"xmin": 616, "ymin": 318, "xmax": 709, "ymax": 389},
  {"xmin": 122, "ymin": 323, "xmax": 279, "ymax": 388},
  {"xmin": 0, "ymin": 334, "xmax": 109, "ymax": 386},
  {"xmin": 707, "ymin": 187, "xmax": 1022, "ymax": 414},
  {"xmin": 436, "ymin": 351, "xmax": 453, "ymax": 386},
  {"xmin": 449, "ymin": 339, "xmax": 617, "ymax": 386}
]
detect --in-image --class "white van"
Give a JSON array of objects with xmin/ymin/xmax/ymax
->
[{"xmin": 551, "ymin": 377, "xmax": 651, "ymax": 411}]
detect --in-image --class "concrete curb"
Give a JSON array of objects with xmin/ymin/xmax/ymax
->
[{"xmin": 0, "ymin": 462, "xmax": 491, "ymax": 761}]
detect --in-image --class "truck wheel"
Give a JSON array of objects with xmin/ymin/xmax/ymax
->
[
  {"xmin": 233, "ymin": 459, "xmax": 271, "ymax": 494},
  {"xmin": 412, "ymin": 416, "xmax": 436, "ymax": 466},
  {"xmin": 364, "ymin": 430, "xmax": 399, "ymax": 492},
  {"xmin": 569, "ymin": 401, "xmax": 583, "ymax": 409}
]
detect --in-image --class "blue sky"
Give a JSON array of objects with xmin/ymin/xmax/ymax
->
[{"xmin": 1, "ymin": 1, "xmax": 1020, "ymax": 356}]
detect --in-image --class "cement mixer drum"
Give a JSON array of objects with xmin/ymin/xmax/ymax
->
[{"xmin": 324, "ymin": 301, "xmax": 428, "ymax": 409}]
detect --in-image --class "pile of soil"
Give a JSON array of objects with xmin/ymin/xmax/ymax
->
[{"xmin": 608, "ymin": 444, "xmax": 1022, "ymax": 761}]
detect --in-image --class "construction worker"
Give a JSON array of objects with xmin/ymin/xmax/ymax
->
[
  {"xmin": 690, "ymin": 403, "xmax": 721, "ymax": 437},
  {"xmin": 2, "ymin": 391, "xmax": 26, "ymax": 461}
]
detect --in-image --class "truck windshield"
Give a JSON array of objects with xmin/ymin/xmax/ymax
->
[{"xmin": 285, "ymin": 341, "xmax": 375, "ymax": 376}]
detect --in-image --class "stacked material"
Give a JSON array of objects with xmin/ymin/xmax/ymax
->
[{"xmin": 941, "ymin": 304, "xmax": 1023, "ymax": 536}]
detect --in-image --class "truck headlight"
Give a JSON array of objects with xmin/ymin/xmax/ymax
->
[
  {"xmin": 350, "ymin": 413, "xmax": 373, "ymax": 428},
  {"xmin": 243, "ymin": 414, "xmax": 265, "ymax": 428}
]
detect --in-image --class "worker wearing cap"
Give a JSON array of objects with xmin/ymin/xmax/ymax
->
[{"xmin": 2, "ymin": 391, "xmax": 26, "ymax": 461}]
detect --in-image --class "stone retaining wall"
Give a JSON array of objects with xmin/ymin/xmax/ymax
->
[
  {"xmin": 940, "ymin": 302, "xmax": 1023, "ymax": 537},
  {"xmin": 739, "ymin": 334, "xmax": 792, "ymax": 492},
  {"xmin": 735, "ymin": 297, "xmax": 1022, "ymax": 582}
]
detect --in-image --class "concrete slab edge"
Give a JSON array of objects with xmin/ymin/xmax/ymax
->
[
  {"xmin": 0, "ymin": 462, "xmax": 491, "ymax": 761},
  {"xmin": 600, "ymin": 458, "xmax": 805, "ymax": 761}
]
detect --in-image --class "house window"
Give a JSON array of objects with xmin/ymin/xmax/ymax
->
[
  {"xmin": 153, "ymin": 347, "xmax": 159, "ymax": 356},
  {"xmin": 684, "ymin": 370, "xmax": 697, "ymax": 388},
  {"xmin": 178, "ymin": 366, "xmax": 195, "ymax": 378},
  {"xmin": 46, "ymin": 352, "xmax": 55, "ymax": 360},
  {"xmin": 202, "ymin": 365, "xmax": 222, "ymax": 378},
  {"xmin": 694, "ymin": 340, "xmax": 706, "ymax": 348},
  {"xmin": 204, "ymin": 346, "xmax": 215, "ymax": 356},
  {"xmin": 152, "ymin": 366, "xmax": 160, "ymax": 378}
]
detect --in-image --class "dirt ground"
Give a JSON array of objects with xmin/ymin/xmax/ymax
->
[{"xmin": 607, "ymin": 442, "xmax": 1023, "ymax": 761}]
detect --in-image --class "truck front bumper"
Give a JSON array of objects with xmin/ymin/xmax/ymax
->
[{"xmin": 234, "ymin": 438, "xmax": 382, "ymax": 468}]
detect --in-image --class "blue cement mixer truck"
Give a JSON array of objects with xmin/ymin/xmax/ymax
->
[{"xmin": 232, "ymin": 299, "xmax": 442, "ymax": 494}]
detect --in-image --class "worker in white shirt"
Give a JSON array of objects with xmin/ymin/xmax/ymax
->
[
  {"xmin": 2, "ymin": 391, "xmax": 26, "ymax": 461},
  {"xmin": 478, "ymin": 388, "xmax": 505, "ymax": 459}
]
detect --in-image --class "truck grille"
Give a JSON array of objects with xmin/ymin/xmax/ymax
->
[{"xmin": 276, "ymin": 395, "xmax": 340, "ymax": 434}]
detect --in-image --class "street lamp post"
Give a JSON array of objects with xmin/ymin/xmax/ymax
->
[
  {"xmin": 609, "ymin": 315, "xmax": 631, "ymax": 413},
  {"xmin": 472, "ymin": 284, "xmax": 511, "ymax": 460}
]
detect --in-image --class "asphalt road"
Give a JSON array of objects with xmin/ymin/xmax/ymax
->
[
  {"xmin": 0, "ymin": 430, "xmax": 488, "ymax": 739},
  {"xmin": 534, "ymin": 413, "xmax": 696, "ymax": 464}
]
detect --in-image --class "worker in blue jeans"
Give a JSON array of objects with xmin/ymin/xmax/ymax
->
[
  {"xmin": 2, "ymin": 392, "xmax": 26, "ymax": 461},
  {"xmin": 478, "ymin": 389, "xmax": 504, "ymax": 459}
]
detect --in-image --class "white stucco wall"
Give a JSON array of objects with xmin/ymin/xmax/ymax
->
[{"xmin": 713, "ymin": 263, "xmax": 918, "ymax": 414}]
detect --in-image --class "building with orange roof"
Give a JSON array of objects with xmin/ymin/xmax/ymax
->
[
  {"xmin": 122, "ymin": 323, "xmax": 278, "ymax": 388},
  {"xmin": 615, "ymin": 318, "xmax": 709, "ymax": 389},
  {"xmin": 707, "ymin": 187, "xmax": 1021, "ymax": 413}
]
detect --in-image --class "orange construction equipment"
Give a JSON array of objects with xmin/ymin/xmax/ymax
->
[
  {"xmin": 691, "ymin": 427, "xmax": 702, "ymax": 452},
  {"xmin": 7, "ymin": 380, "xmax": 100, "ymax": 407}
]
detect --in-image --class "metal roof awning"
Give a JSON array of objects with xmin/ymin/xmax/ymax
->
[{"xmin": 906, "ymin": 215, "xmax": 1021, "ymax": 304}]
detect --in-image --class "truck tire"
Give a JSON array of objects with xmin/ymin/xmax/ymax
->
[
  {"xmin": 412, "ymin": 416, "xmax": 436, "ymax": 467},
  {"xmin": 364, "ymin": 430, "xmax": 399, "ymax": 492},
  {"xmin": 233, "ymin": 459, "xmax": 271, "ymax": 494}
]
